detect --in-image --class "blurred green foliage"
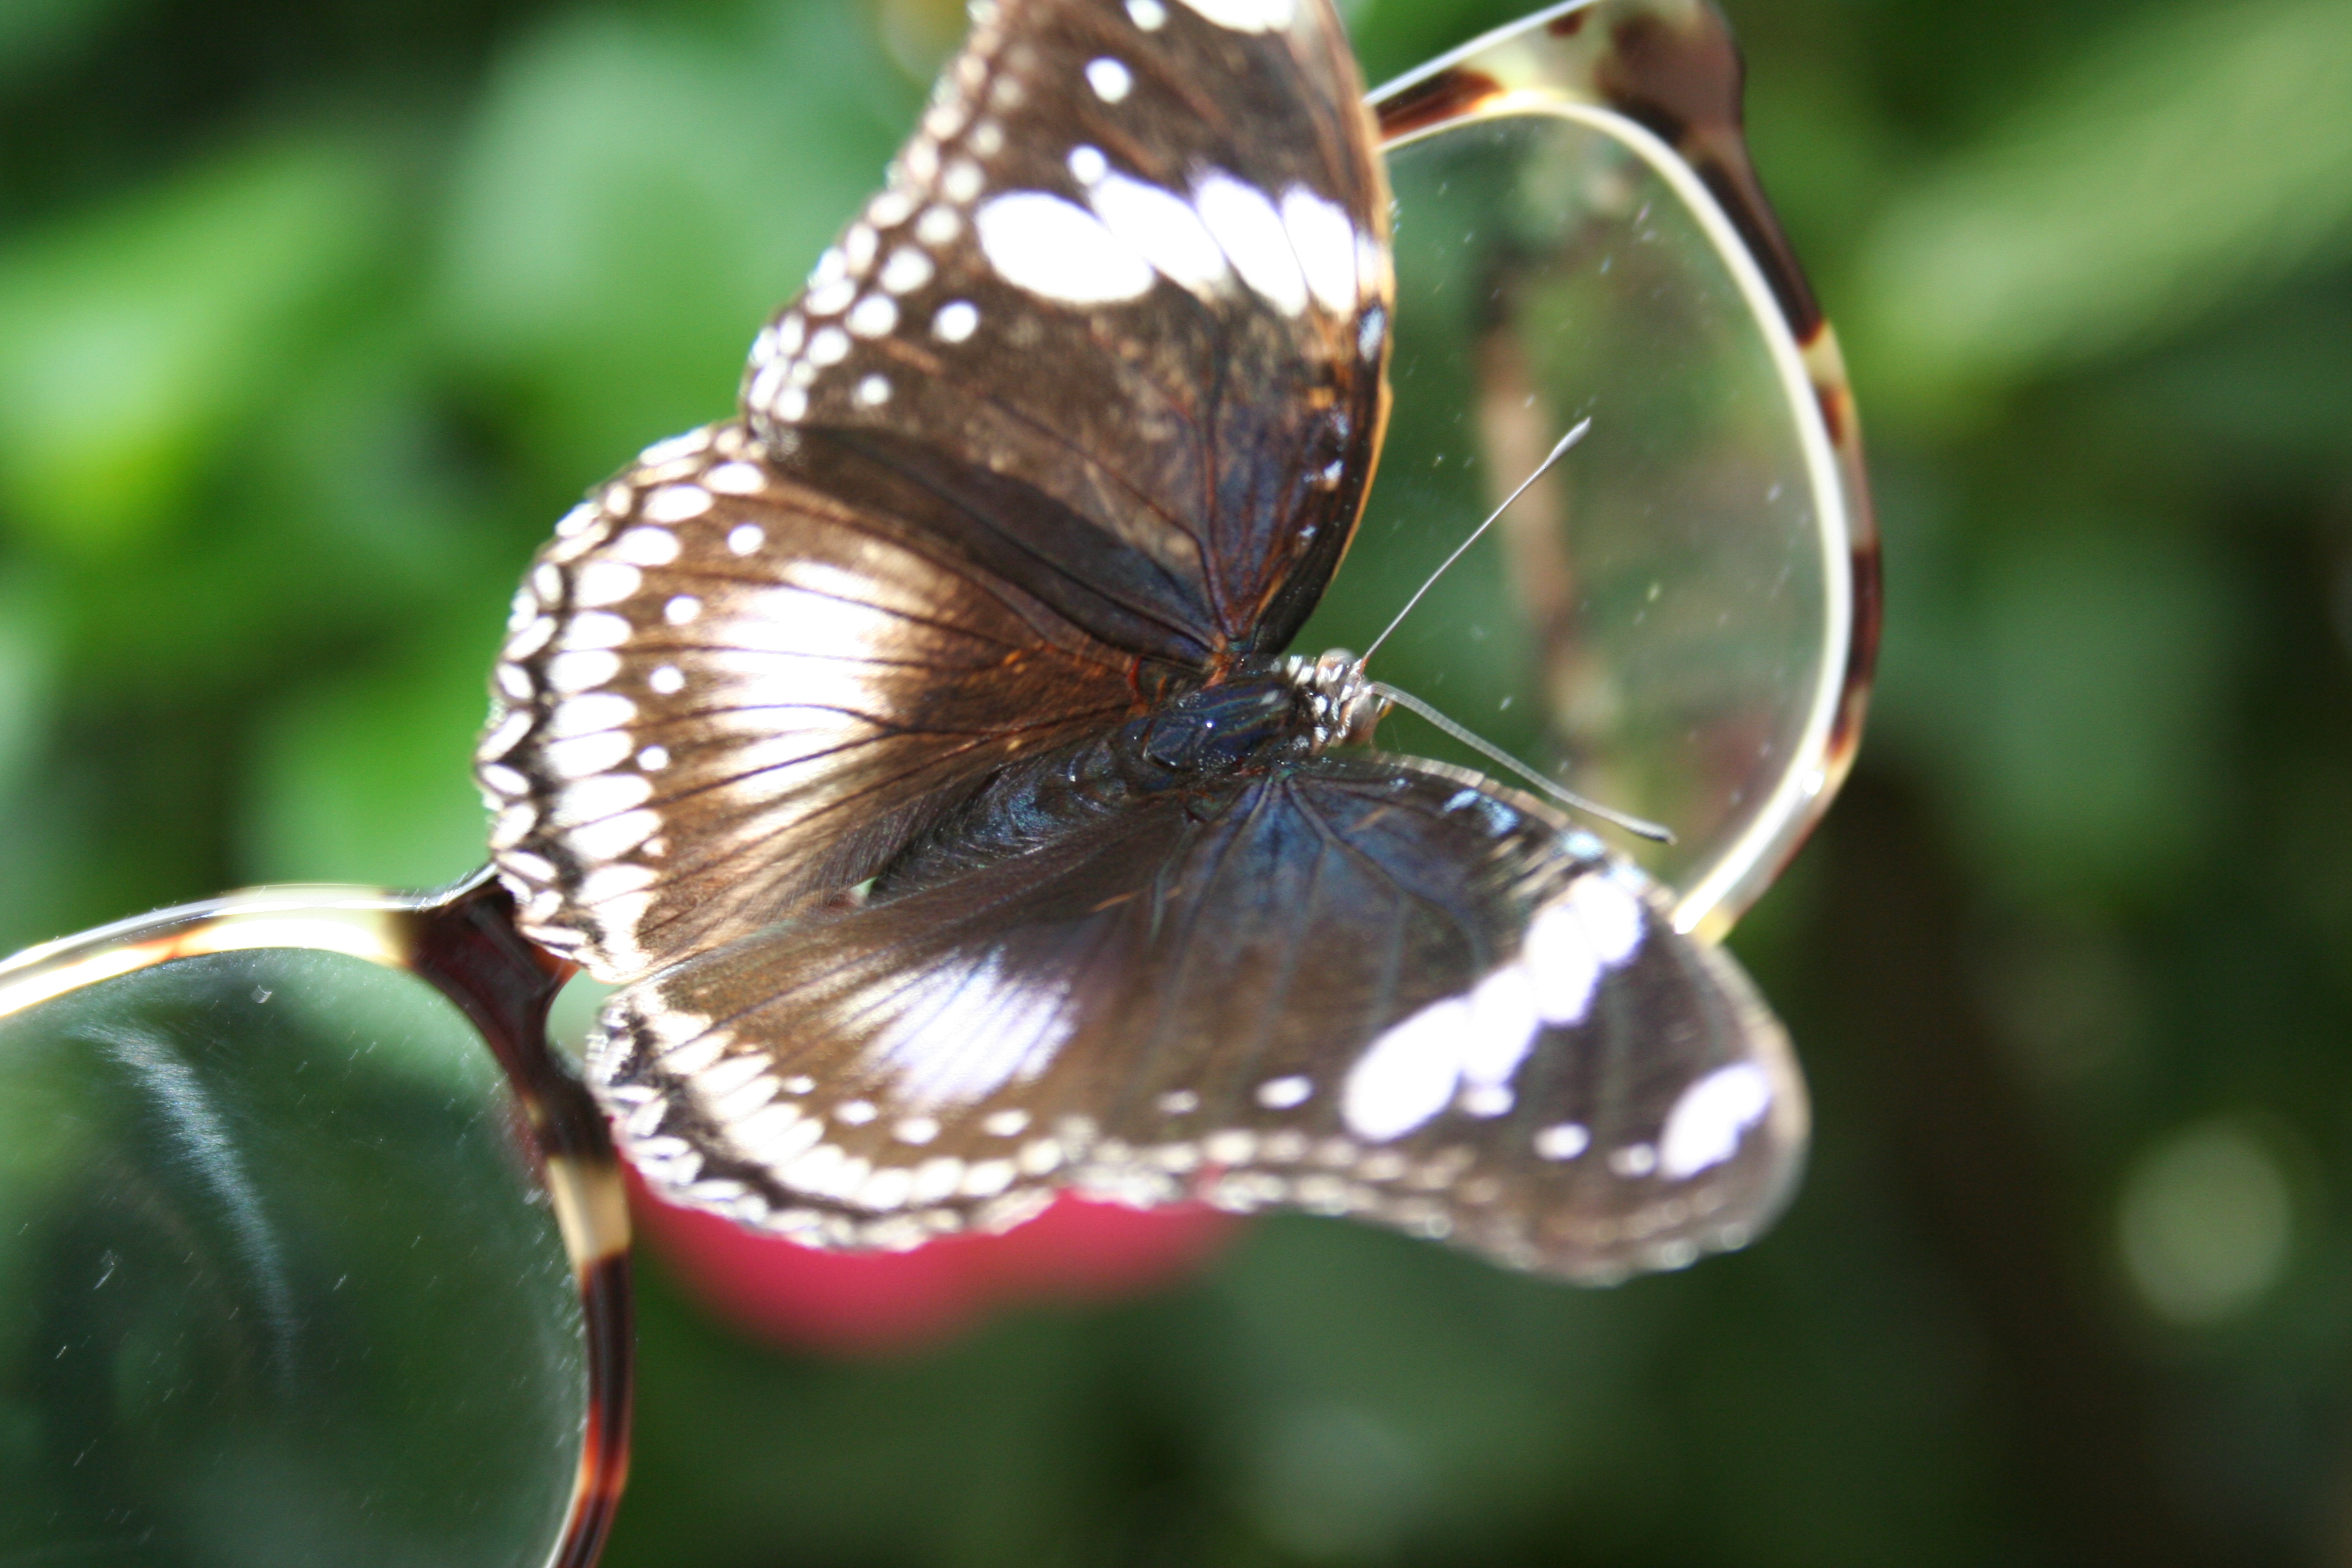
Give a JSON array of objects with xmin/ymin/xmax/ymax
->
[{"xmin": 1, "ymin": 0, "xmax": 2349, "ymax": 1563}]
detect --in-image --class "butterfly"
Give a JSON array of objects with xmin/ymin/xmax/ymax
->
[{"xmin": 471, "ymin": 0, "xmax": 1824, "ymax": 1283}]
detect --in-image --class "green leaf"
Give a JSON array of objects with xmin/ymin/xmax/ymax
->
[
  {"xmin": 1883, "ymin": 515, "xmax": 2242, "ymax": 903},
  {"xmin": 0, "ymin": 0, "xmax": 126, "ymax": 82},
  {"xmin": 1855, "ymin": 0, "xmax": 2352, "ymax": 408},
  {"xmin": 0, "ymin": 141, "xmax": 395, "ymax": 555},
  {"xmin": 0, "ymin": 570, "xmax": 55, "ymax": 801},
  {"xmin": 240, "ymin": 604, "xmax": 507, "ymax": 889},
  {"xmin": 435, "ymin": 7, "xmax": 906, "ymax": 486}
]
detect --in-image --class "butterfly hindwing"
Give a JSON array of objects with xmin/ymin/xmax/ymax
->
[{"xmin": 592, "ymin": 747, "xmax": 1803, "ymax": 1281}]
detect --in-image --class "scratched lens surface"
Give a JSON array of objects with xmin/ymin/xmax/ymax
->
[
  {"xmin": 1303, "ymin": 106, "xmax": 1852, "ymax": 933},
  {"xmin": 0, "ymin": 949, "xmax": 584, "ymax": 1568}
]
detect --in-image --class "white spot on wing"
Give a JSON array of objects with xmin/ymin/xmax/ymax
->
[
  {"xmin": 1126, "ymin": 0, "xmax": 1165, "ymax": 26},
  {"xmin": 1085, "ymin": 57, "xmax": 1132, "ymax": 101},
  {"xmin": 1522, "ymin": 898, "xmax": 1601, "ymax": 1026},
  {"xmin": 1256, "ymin": 1075, "xmax": 1311, "ymax": 1109},
  {"xmin": 844, "ymin": 223, "xmax": 877, "ymax": 272},
  {"xmin": 879, "ymin": 248, "xmax": 933, "ymax": 294},
  {"xmin": 642, "ymin": 485, "xmax": 713, "ymax": 524},
  {"xmin": 807, "ymin": 326, "xmax": 851, "ymax": 365},
  {"xmin": 917, "ymin": 205, "xmax": 961, "ymax": 246},
  {"xmin": 975, "ymin": 191, "xmax": 1154, "ymax": 305},
  {"xmin": 479, "ymin": 763, "xmax": 528, "ymax": 799},
  {"xmin": 941, "ymin": 158, "xmax": 985, "ymax": 205},
  {"xmin": 613, "ymin": 526, "xmax": 681, "ymax": 566},
  {"xmin": 1194, "ymin": 172, "xmax": 1307, "ymax": 315},
  {"xmin": 1609, "ymin": 1143, "xmax": 1659, "ymax": 1177},
  {"xmin": 542, "ymin": 730, "xmax": 632, "ymax": 780},
  {"xmin": 503, "ymin": 617, "xmax": 554, "ymax": 659},
  {"xmin": 489, "ymin": 802, "xmax": 537, "ymax": 849},
  {"xmin": 561, "ymin": 610, "xmax": 631, "ymax": 649},
  {"xmin": 863, "ymin": 953, "xmax": 1075, "ymax": 1108},
  {"xmin": 962, "ymin": 1159, "xmax": 1015, "ymax": 1196},
  {"xmin": 557, "ymin": 772, "xmax": 653, "ymax": 824},
  {"xmin": 1534, "ymin": 1122, "xmax": 1590, "ymax": 1160},
  {"xmin": 569, "ymin": 807, "xmax": 660, "ymax": 861},
  {"xmin": 704, "ymin": 461, "xmax": 765, "ymax": 495},
  {"xmin": 478, "ymin": 708, "xmax": 532, "ymax": 762},
  {"xmin": 545, "ymin": 650, "xmax": 619, "ymax": 693},
  {"xmin": 1459, "ymin": 1085, "xmax": 1514, "ymax": 1118},
  {"xmin": 1090, "ymin": 174, "xmax": 1228, "ymax": 294},
  {"xmin": 1342, "ymin": 995, "xmax": 1468, "ymax": 1142},
  {"xmin": 1459, "ymin": 962, "xmax": 1539, "ymax": 1090},
  {"xmin": 572, "ymin": 561, "xmax": 642, "ymax": 608},
  {"xmin": 547, "ymin": 693, "xmax": 637, "ymax": 737},
  {"xmin": 1569, "ymin": 872, "xmax": 1644, "ymax": 964},
  {"xmin": 933, "ymin": 300, "xmax": 979, "ymax": 342},
  {"xmin": 637, "ymin": 429, "xmax": 709, "ymax": 465},
  {"xmin": 1658, "ymin": 1064, "xmax": 1774, "ymax": 1179},
  {"xmin": 1173, "ymin": 0, "xmax": 1294, "ymax": 33},
  {"xmin": 1280, "ymin": 186, "xmax": 1358, "ymax": 314}
]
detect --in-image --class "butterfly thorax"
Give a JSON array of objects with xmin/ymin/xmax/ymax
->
[
  {"xmin": 1124, "ymin": 670, "xmax": 1309, "ymax": 775},
  {"xmin": 864, "ymin": 662, "xmax": 1346, "ymax": 903}
]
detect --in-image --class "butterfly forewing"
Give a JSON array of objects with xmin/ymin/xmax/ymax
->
[
  {"xmin": 485, "ymin": 0, "xmax": 1400, "ymax": 978},
  {"xmin": 741, "ymin": 0, "xmax": 1394, "ymax": 659},
  {"xmin": 594, "ymin": 753, "xmax": 1803, "ymax": 1280},
  {"xmin": 478, "ymin": 423, "xmax": 1139, "ymax": 978}
]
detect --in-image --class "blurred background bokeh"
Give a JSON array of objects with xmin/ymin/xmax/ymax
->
[{"xmin": 3, "ymin": 0, "xmax": 2350, "ymax": 1561}]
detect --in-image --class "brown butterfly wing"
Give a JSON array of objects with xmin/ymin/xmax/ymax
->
[
  {"xmin": 476, "ymin": 423, "xmax": 1139, "ymax": 979},
  {"xmin": 591, "ymin": 751, "xmax": 1803, "ymax": 1281},
  {"xmin": 740, "ymin": 0, "xmax": 1394, "ymax": 662},
  {"xmin": 481, "ymin": 0, "xmax": 1395, "ymax": 978}
]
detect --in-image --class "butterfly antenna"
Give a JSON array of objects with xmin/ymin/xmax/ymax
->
[
  {"xmin": 1367, "ymin": 681, "xmax": 1676, "ymax": 843},
  {"xmin": 1358, "ymin": 417, "xmax": 1591, "ymax": 667},
  {"xmin": 1343, "ymin": 417, "xmax": 1665, "ymax": 843}
]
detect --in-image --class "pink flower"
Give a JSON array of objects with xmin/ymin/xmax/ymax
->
[{"xmin": 630, "ymin": 1171, "xmax": 1239, "ymax": 1354}]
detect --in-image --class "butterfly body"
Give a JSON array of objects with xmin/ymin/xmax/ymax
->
[{"xmin": 477, "ymin": 0, "xmax": 1813, "ymax": 1282}]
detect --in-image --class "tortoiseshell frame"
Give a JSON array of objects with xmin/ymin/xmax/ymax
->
[
  {"xmin": 1371, "ymin": 0, "xmax": 1879, "ymax": 936},
  {"xmin": 0, "ymin": 870, "xmax": 633, "ymax": 1568}
]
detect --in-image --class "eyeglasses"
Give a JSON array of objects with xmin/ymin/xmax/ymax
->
[
  {"xmin": 0, "ymin": 872, "xmax": 630, "ymax": 1566},
  {"xmin": 0, "ymin": 3, "xmax": 1871, "ymax": 1563}
]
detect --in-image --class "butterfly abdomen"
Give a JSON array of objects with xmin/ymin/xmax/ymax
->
[{"xmin": 868, "ymin": 670, "xmax": 1313, "ymax": 897}]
